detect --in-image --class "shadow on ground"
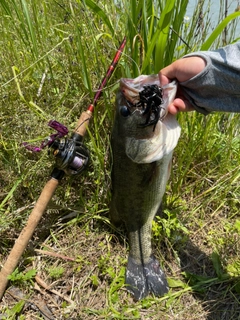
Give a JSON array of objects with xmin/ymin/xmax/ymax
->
[{"xmin": 176, "ymin": 239, "xmax": 240, "ymax": 320}]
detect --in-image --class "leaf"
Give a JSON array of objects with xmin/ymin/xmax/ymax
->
[
  {"xmin": 0, "ymin": 0, "xmax": 11, "ymax": 15},
  {"xmin": 84, "ymin": 0, "xmax": 114, "ymax": 35},
  {"xmin": 167, "ymin": 277, "xmax": 187, "ymax": 288},
  {"xmin": 226, "ymin": 260, "xmax": 240, "ymax": 277},
  {"xmin": 8, "ymin": 268, "xmax": 22, "ymax": 281},
  {"xmin": 21, "ymin": 0, "xmax": 37, "ymax": 57},
  {"xmin": 11, "ymin": 300, "xmax": 25, "ymax": 315},
  {"xmin": 142, "ymin": 0, "xmax": 176, "ymax": 72},
  {"xmin": 90, "ymin": 274, "xmax": 99, "ymax": 287},
  {"xmin": 7, "ymin": 268, "xmax": 37, "ymax": 282},
  {"xmin": 23, "ymin": 268, "xmax": 37, "ymax": 280},
  {"xmin": 69, "ymin": 3, "xmax": 92, "ymax": 94},
  {"xmin": 29, "ymin": 101, "xmax": 48, "ymax": 119},
  {"xmin": 183, "ymin": 271, "xmax": 211, "ymax": 285},
  {"xmin": 153, "ymin": 0, "xmax": 176, "ymax": 72},
  {"xmin": 201, "ymin": 11, "xmax": 240, "ymax": 50},
  {"xmin": 234, "ymin": 219, "xmax": 240, "ymax": 232},
  {"xmin": 0, "ymin": 177, "xmax": 23, "ymax": 211},
  {"xmin": 211, "ymin": 252, "xmax": 223, "ymax": 278}
]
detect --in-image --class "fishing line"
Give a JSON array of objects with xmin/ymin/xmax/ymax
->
[{"xmin": 105, "ymin": 41, "xmax": 141, "ymax": 76}]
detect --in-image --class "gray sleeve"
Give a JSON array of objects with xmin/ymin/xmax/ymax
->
[{"xmin": 179, "ymin": 42, "xmax": 240, "ymax": 114}]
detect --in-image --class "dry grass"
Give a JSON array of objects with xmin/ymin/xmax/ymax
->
[
  {"xmin": 0, "ymin": 0, "xmax": 240, "ymax": 319},
  {"xmin": 1, "ymin": 204, "xmax": 239, "ymax": 319}
]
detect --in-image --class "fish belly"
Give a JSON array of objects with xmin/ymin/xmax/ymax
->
[{"xmin": 110, "ymin": 148, "xmax": 172, "ymax": 300}]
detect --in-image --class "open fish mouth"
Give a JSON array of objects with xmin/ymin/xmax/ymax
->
[
  {"xmin": 120, "ymin": 75, "xmax": 160, "ymax": 104},
  {"xmin": 120, "ymin": 76, "xmax": 166, "ymax": 130}
]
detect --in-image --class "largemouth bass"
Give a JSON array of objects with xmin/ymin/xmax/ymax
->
[{"xmin": 110, "ymin": 75, "xmax": 181, "ymax": 300}]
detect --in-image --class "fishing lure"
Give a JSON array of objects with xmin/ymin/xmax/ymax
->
[
  {"xmin": 138, "ymin": 84, "xmax": 164, "ymax": 129},
  {"xmin": 22, "ymin": 120, "xmax": 69, "ymax": 152},
  {"xmin": 125, "ymin": 84, "xmax": 165, "ymax": 131}
]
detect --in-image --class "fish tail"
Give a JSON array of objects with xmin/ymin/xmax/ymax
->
[{"xmin": 125, "ymin": 255, "xmax": 169, "ymax": 300}]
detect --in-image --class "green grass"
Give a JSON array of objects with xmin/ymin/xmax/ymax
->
[{"xmin": 0, "ymin": 0, "xmax": 240, "ymax": 319}]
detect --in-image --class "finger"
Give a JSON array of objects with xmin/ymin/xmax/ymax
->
[
  {"xmin": 159, "ymin": 64, "xmax": 177, "ymax": 85},
  {"xmin": 158, "ymin": 73, "xmax": 171, "ymax": 86},
  {"xmin": 168, "ymin": 98, "xmax": 194, "ymax": 114},
  {"xmin": 159, "ymin": 57, "xmax": 206, "ymax": 83}
]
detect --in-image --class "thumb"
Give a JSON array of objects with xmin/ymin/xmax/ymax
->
[{"xmin": 159, "ymin": 64, "xmax": 177, "ymax": 86}]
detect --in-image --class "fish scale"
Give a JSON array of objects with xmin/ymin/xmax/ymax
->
[{"xmin": 110, "ymin": 75, "xmax": 181, "ymax": 300}]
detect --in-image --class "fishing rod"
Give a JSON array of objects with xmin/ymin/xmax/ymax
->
[{"xmin": 0, "ymin": 36, "xmax": 126, "ymax": 301}]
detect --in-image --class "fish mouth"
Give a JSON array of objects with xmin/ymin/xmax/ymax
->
[
  {"xmin": 120, "ymin": 75, "xmax": 165, "ymax": 130},
  {"xmin": 120, "ymin": 75, "xmax": 160, "ymax": 104},
  {"xmin": 120, "ymin": 79, "xmax": 141, "ymax": 105}
]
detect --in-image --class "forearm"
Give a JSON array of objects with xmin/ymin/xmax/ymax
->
[{"xmin": 180, "ymin": 42, "xmax": 240, "ymax": 114}]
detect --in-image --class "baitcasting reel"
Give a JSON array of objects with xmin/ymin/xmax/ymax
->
[
  {"xmin": 23, "ymin": 120, "xmax": 90, "ymax": 175},
  {"xmin": 50, "ymin": 135, "xmax": 89, "ymax": 175}
]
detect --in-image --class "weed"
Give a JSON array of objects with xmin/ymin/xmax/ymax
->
[
  {"xmin": 47, "ymin": 265, "xmax": 65, "ymax": 280},
  {"xmin": 0, "ymin": 0, "xmax": 240, "ymax": 319},
  {"xmin": 7, "ymin": 268, "xmax": 37, "ymax": 285},
  {"xmin": 152, "ymin": 210, "xmax": 189, "ymax": 244}
]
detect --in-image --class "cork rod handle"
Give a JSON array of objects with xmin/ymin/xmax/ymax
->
[{"xmin": 0, "ymin": 178, "xmax": 59, "ymax": 300}]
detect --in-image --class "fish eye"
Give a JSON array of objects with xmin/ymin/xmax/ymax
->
[{"xmin": 120, "ymin": 106, "xmax": 131, "ymax": 117}]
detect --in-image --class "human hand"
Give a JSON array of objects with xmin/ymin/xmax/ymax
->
[{"xmin": 159, "ymin": 57, "xmax": 206, "ymax": 114}]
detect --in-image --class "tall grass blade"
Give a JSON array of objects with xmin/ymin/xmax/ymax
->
[
  {"xmin": 126, "ymin": 0, "xmax": 142, "ymax": 76},
  {"xmin": 166, "ymin": 0, "xmax": 188, "ymax": 64},
  {"xmin": 0, "ymin": 0, "xmax": 11, "ymax": 15},
  {"xmin": 12, "ymin": 66, "xmax": 47, "ymax": 119},
  {"xmin": 0, "ymin": 177, "xmax": 23, "ymax": 211},
  {"xmin": 69, "ymin": 2, "xmax": 92, "ymax": 94},
  {"xmin": 1, "ymin": 1, "xmax": 240, "ymax": 317},
  {"xmin": 21, "ymin": 0, "xmax": 38, "ymax": 58},
  {"xmin": 152, "ymin": 0, "xmax": 176, "ymax": 72},
  {"xmin": 85, "ymin": 0, "xmax": 114, "ymax": 35},
  {"xmin": 201, "ymin": 11, "xmax": 240, "ymax": 50}
]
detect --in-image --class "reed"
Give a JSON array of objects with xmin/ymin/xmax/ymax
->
[{"xmin": 0, "ymin": 0, "xmax": 239, "ymax": 318}]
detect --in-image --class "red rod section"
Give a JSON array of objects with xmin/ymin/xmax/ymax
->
[{"xmin": 88, "ymin": 36, "xmax": 127, "ymax": 111}]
